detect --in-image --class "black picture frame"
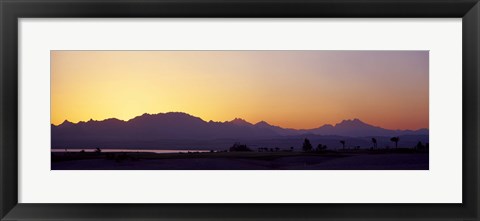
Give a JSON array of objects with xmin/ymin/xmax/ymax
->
[{"xmin": 1, "ymin": 0, "xmax": 479, "ymax": 220}]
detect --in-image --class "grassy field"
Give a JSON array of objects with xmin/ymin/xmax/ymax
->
[{"xmin": 51, "ymin": 149, "xmax": 428, "ymax": 170}]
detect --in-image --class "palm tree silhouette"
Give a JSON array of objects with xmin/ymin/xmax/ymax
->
[
  {"xmin": 390, "ymin": 137, "xmax": 399, "ymax": 148},
  {"xmin": 371, "ymin": 138, "xmax": 377, "ymax": 149},
  {"xmin": 340, "ymin": 140, "xmax": 345, "ymax": 149}
]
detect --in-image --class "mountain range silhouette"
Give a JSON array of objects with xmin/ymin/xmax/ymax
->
[{"xmin": 52, "ymin": 112, "xmax": 428, "ymax": 149}]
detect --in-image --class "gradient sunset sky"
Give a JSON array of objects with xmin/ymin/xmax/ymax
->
[{"xmin": 51, "ymin": 51, "xmax": 428, "ymax": 130}]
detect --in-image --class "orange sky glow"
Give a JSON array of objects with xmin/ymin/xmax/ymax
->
[{"xmin": 51, "ymin": 50, "xmax": 429, "ymax": 130}]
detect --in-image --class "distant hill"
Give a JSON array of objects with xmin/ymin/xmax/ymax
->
[
  {"xmin": 304, "ymin": 118, "xmax": 429, "ymax": 137},
  {"xmin": 51, "ymin": 112, "xmax": 428, "ymax": 149}
]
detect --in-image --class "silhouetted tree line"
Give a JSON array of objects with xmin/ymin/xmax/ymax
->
[
  {"xmin": 415, "ymin": 141, "xmax": 429, "ymax": 152},
  {"xmin": 302, "ymin": 138, "xmax": 313, "ymax": 152},
  {"xmin": 257, "ymin": 146, "xmax": 297, "ymax": 152},
  {"xmin": 316, "ymin": 144, "xmax": 328, "ymax": 152},
  {"xmin": 302, "ymin": 138, "xmax": 327, "ymax": 152},
  {"xmin": 390, "ymin": 137, "xmax": 399, "ymax": 148},
  {"xmin": 371, "ymin": 138, "xmax": 377, "ymax": 149},
  {"xmin": 231, "ymin": 136, "xmax": 426, "ymax": 153},
  {"xmin": 229, "ymin": 143, "xmax": 252, "ymax": 152}
]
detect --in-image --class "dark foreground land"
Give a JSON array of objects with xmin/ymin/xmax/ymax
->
[{"xmin": 51, "ymin": 149, "xmax": 428, "ymax": 170}]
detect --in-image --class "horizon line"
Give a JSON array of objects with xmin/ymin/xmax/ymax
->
[{"xmin": 52, "ymin": 111, "xmax": 429, "ymax": 131}]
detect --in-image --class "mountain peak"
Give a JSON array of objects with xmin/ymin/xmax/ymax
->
[
  {"xmin": 318, "ymin": 123, "xmax": 334, "ymax": 129},
  {"xmin": 229, "ymin": 118, "xmax": 252, "ymax": 126},
  {"xmin": 62, "ymin": 119, "xmax": 72, "ymax": 124},
  {"xmin": 164, "ymin": 112, "xmax": 191, "ymax": 116},
  {"xmin": 255, "ymin": 120, "xmax": 271, "ymax": 127},
  {"xmin": 345, "ymin": 118, "xmax": 362, "ymax": 122},
  {"xmin": 337, "ymin": 118, "xmax": 366, "ymax": 126},
  {"xmin": 57, "ymin": 120, "xmax": 75, "ymax": 128},
  {"xmin": 131, "ymin": 112, "xmax": 198, "ymax": 120}
]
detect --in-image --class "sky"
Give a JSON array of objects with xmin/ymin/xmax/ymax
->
[{"xmin": 51, "ymin": 50, "xmax": 429, "ymax": 130}]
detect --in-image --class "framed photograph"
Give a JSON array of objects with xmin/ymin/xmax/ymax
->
[{"xmin": 1, "ymin": 0, "xmax": 479, "ymax": 220}]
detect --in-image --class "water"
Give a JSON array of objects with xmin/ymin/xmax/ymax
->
[{"xmin": 51, "ymin": 149, "xmax": 210, "ymax": 154}]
